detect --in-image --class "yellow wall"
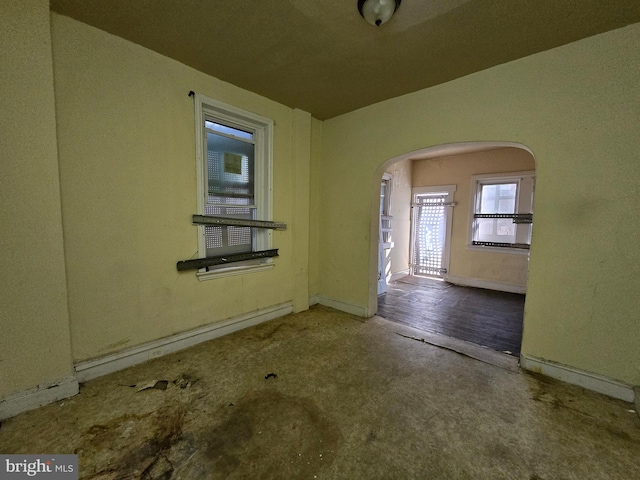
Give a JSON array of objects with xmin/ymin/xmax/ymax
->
[
  {"xmin": 320, "ymin": 23, "xmax": 640, "ymax": 385},
  {"xmin": 0, "ymin": 0, "xmax": 75, "ymax": 398},
  {"xmin": 50, "ymin": 14, "xmax": 309, "ymax": 362},
  {"xmin": 2, "ymin": 3, "xmax": 638, "ymax": 409},
  {"xmin": 291, "ymin": 109, "xmax": 312, "ymax": 312},
  {"xmin": 412, "ymin": 148, "xmax": 535, "ymax": 288},
  {"xmin": 308, "ymin": 118, "xmax": 323, "ymax": 299}
]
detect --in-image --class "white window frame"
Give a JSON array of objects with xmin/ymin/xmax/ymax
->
[
  {"xmin": 468, "ymin": 171, "xmax": 534, "ymax": 255},
  {"xmin": 194, "ymin": 93, "xmax": 274, "ymax": 280}
]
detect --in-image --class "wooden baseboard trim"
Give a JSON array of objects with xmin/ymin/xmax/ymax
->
[
  {"xmin": 520, "ymin": 354, "xmax": 635, "ymax": 403},
  {"xmin": 0, "ymin": 376, "xmax": 79, "ymax": 421},
  {"xmin": 389, "ymin": 270, "xmax": 411, "ymax": 283},
  {"xmin": 75, "ymin": 302, "xmax": 293, "ymax": 383},
  {"xmin": 446, "ymin": 275, "xmax": 526, "ymax": 294},
  {"xmin": 309, "ymin": 296, "xmax": 369, "ymax": 317}
]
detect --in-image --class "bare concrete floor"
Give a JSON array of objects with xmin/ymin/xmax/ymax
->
[{"xmin": 1, "ymin": 306, "xmax": 638, "ymax": 479}]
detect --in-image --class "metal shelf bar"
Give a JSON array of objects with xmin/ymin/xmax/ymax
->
[
  {"xmin": 472, "ymin": 241, "xmax": 530, "ymax": 250},
  {"xmin": 176, "ymin": 249, "xmax": 279, "ymax": 271},
  {"xmin": 474, "ymin": 213, "xmax": 533, "ymax": 224},
  {"xmin": 192, "ymin": 214, "xmax": 287, "ymax": 230}
]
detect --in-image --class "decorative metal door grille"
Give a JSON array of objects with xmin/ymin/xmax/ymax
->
[{"xmin": 412, "ymin": 194, "xmax": 448, "ymax": 277}]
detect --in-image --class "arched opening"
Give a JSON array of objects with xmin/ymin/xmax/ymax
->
[{"xmin": 369, "ymin": 141, "xmax": 536, "ymax": 357}]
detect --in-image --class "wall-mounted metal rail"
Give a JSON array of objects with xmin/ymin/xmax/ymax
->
[
  {"xmin": 473, "ymin": 213, "xmax": 533, "ymax": 224},
  {"xmin": 176, "ymin": 249, "xmax": 279, "ymax": 271},
  {"xmin": 471, "ymin": 241, "xmax": 530, "ymax": 250},
  {"xmin": 411, "ymin": 202, "xmax": 456, "ymax": 207},
  {"xmin": 192, "ymin": 215, "xmax": 287, "ymax": 230}
]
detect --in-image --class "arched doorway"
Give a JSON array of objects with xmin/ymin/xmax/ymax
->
[{"xmin": 370, "ymin": 142, "xmax": 536, "ymax": 356}]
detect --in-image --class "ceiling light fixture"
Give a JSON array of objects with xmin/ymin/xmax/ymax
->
[{"xmin": 358, "ymin": 0, "xmax": 401, "ymax": 27}]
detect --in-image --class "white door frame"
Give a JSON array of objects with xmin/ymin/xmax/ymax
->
[{"xmin": 378, "ymin": 173, "xmax": 393, "ymax": 294}]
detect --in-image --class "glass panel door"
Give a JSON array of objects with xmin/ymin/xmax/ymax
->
[{"xmin": 411, "ymin": 193, "xmax": 448, "ymax": 277}]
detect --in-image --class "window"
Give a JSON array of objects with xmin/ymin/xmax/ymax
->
[
  {"xmin": 194, "ymin": 94, "xmax": 273, "ymax": 277},
  {"xmin": 469, "ymin": 172, "xmax": 534, "ymax": 252}
]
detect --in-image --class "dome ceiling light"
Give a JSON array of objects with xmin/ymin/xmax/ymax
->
[{"xmin": 358, "ymin": 0, "xmax": 402, "ymax": 27}]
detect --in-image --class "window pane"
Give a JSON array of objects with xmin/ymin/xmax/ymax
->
[
  {"xmin": 478, "ymin": 218, "xmax": 494, "ymax": 236},
  {"xmin": 476, "ymin": 218, "xmax": 516, "ymax": 243},
  {"xmin": 476, "ymin": 183, "xmax": 517, "ymax": 244},
  {"xmin": 205, "ymin": 121, "xmax": 253, "ymax": 140},
  {"xmin": 205, "ymin": 130, "xmax": 256, "ymax": 257},
  {"xmin": 496, "ymin": 219, "xmax": 516, "ymax": 236},
  {"xmin": 206, "ymin": 132, "xmax": 255, "ymax": 206},
  {"xmin": 480, "ymin": 183, "xmax": 516, "ymax": 214}
]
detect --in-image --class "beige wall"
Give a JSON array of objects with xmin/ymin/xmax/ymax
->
[
  {"xmin": 385, "ymin": 160, "xmax": 412, "ymax": 277},
  {"xmin": 291, "ymin": 109, "xmax": 312, "ymax": 312},
  {"xmin": 50, "ymin": 14, "xmax": 310, "ymax": 362},
  {"xmin": 308, "ymin": 118, "xmax": 323, "ymax": 299},
  {"xmin": 412, "ymin": 148, "xmax": 535, "ymax": 288},
  {"xmin": 0, "ymin": 0, "xmax": 75, "ymax": 399},
  {"xmin": 2, "ymin": 3, "xmax": 638, "ymax": 410},
  {"xmin": 319, "ymin": 23, "xmax": 640, "ymax": 386}
]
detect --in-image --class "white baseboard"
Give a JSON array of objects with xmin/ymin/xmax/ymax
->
[
  {"xmin": 308, "ymin": 296, "xmax": 368, "ymax": 317},
  {"xmin": 446, "ymin": 275, "xmax": 526, "ymax": 294},
  {"xmin": 520, "ymin": 354, "xmax": 635, "ymax": 403},
  {"xmin": 0, "ymin": 376, "xmax": 79, "ymax": 421},
  {"xmin": 75, "ymin": 302, "xmax": 293, "ymax": 383},
  {"xmin": 389, "ymin": 269, "xmax": 410, "ymax": 283}
]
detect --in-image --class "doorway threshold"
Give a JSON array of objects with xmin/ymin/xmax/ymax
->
[{"xmin": 371, "ymin": 315, "xmax": 520, "ymax": 372}]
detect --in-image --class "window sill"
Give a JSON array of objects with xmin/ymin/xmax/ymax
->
[
  {"xmin": 197, "ymin": 262, "xmax": 274, "ymax": 281},
  {"xmin": 466, "ymin": 244, "xmax": 530, "ymax": 256}
]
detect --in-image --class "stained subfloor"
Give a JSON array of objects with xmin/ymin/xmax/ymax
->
[
  {"xmin": 378, "ymin": 275, "xmax": 525, "ymax": 355},
  {"xmin": 1, "ymin": 306, "xmax": 638, "ymax": 479}
]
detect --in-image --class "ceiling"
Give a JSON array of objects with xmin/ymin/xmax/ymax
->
[{"xmin": 50, "ymin": 0, "xmax": 640, "ymax": 120}]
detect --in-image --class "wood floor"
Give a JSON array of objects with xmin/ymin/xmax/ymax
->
[{"xmin": 377, "ymin": 275, "xmax": 525, "ymax": 356}]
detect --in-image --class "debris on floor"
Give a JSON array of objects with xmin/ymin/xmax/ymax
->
[
  {"xmin": 136, "ymin": 380, "xmax": 169, "ymax": 392},
  {"xmin": 173, "ymin": 376, "xmax": 193, "ymax": 389},
  {"xmin": 264, "ymin": 373, "xmax": 278, "ymax": 379}
]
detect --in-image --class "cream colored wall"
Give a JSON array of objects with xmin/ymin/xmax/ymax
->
[
  {"xmin": 51, "ymin": 14, "xmax": 309, "ymax": 362},
  {"xmin": 308, "ymin": 118, "xmax": 323, "ymax": 299},
  {"xmin": 319, "ymin": 23, "xmax": 640, "ymax": 386},
  {"xmin": 385, "ymin": 160, "xmax": 412, "ymax": 277},
  {"xmin": 0, "ymin": 0, "xmax": 75, "ymax": 398},
  {"xmin": 2, "ymin": 3, "xmax": 638, "ymax": 410},
  {"xmin": 291, "ymin": 109, "xmax": 312, "ymax": 312},
  {"xmin": 412, "ymin": 148, "xmax": 535, "ymax": 288}
]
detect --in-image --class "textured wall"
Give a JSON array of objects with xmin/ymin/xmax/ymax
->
[
  {"xmin": 320, "ymin": 24, "xmax": 640, "ymax": 385},
  {"xmin": 51, "ymin": 14, "xmax": 307, "ymax": 362},
  {"xmin": 0, "ymin": 0, "xmax": 74, "ymax": 398}
]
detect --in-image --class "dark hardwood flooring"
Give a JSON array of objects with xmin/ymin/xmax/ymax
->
[{"xmin": 377, "ymin": 276, "xmax": 525, "ymax": 356}]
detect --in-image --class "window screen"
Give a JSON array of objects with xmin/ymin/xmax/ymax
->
[{"xmin": 204, "ymin": 126, "xmax": 256, "ymax": 257}]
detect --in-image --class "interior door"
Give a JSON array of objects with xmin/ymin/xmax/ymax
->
[
  {"xmin": 378, "ymin": 175, "xmax": 393, "ymax": 294},
  {"xmin": 410, "ymin": 186, "xmax": 455, "ymax": 278}
]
